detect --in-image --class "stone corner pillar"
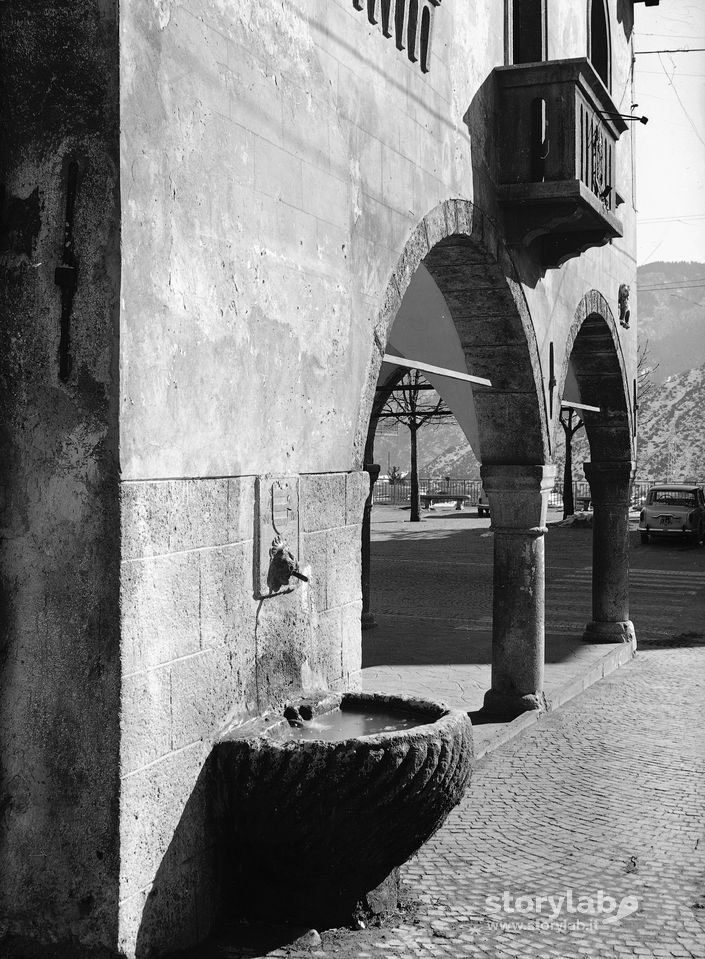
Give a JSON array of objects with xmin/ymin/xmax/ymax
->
[
  {"xmin": 361, "ymin": 463, "xmax": 381, "ymax": 631},
  {"xmin": 480, "ymin": 463, "xmax": 556, "ymax": 720},
  {"xmin": 582, "ymin": 460, "xmax": 637, "ymax": 645}
]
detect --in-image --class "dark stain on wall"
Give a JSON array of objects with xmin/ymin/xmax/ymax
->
[
  {"xmin": 0, "ymin": 0, "xmax": 122, "ymax": 953},
  {"xmin": 1, "ymin": 187, "xmax": 42, "ymax": 258}
]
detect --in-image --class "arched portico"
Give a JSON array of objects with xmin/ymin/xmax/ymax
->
[
  {"xmin": 560, "ymin": 291, "xmax": 636, "ymax": 645},
  {"xmin": 357, "ymin": 198, "xmax": 556, "ymax": 720}
]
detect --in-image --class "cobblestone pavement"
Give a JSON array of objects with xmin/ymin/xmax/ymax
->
[
  {"xmin": 276, "ymin": 644, "xmax": 705, "ymax": 958},
  {"xmin": 180, "ymin": 508, "xmax": 705, "ymax": 958}
]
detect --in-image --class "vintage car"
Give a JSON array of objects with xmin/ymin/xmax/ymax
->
[{"xmin": 638, "ymin": 484, "xmax": 705, "ymax": 545}]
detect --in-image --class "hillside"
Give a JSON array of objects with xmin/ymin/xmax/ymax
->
[
  {"xmin": 373, "ymin": 262, "xmax": 705, "ymax": 481},
  {"xmin": 374, "ymin": 418, "xmax": 479, "ymax": 479},
  {"xmin": 637, "ymin": 364, "xmax": 705, "ymax": 481}
]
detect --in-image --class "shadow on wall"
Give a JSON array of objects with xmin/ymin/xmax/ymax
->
[
  {"xmin": 462, "ymin": 73, "xmax": 545, "ymax": 291},
  {"xmin": 616, "ymin": 0, "xmax": 634, "ymax": 41},
  {"xmin": 132, "ymin": 734, "xmax": 316, "ymax": 957},
  {"xmin": 133, "ymin": 758, "xmax": 219, "ymax": 959}
]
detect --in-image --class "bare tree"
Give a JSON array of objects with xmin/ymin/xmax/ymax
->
[
  {"xmin": 637, "ymin": 339, "xmax": 659, "ymax": 407},
  {"xmin": 559, "ymin": 406, "xmax": 584, "ymax": 519},
  {"xmin": 378, "ymin": 370, "xmax": 452, "ymax": 521}
]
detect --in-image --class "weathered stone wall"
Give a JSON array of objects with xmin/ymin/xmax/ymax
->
[
  {"xmin": 118, "ymin": 471, "xmax": 365, "ymax": 955},
  {"xmin": 0, "ymin": 0, "xmax": 121, "ymax": 952},
  {"xmin": 115, "ymin": 1, "xmax": 638, "ymax": 953}
]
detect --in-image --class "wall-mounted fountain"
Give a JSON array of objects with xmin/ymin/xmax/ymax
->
[{"xmin": 212, "ymin": 691, "xmax": 473, "ymax": 928}]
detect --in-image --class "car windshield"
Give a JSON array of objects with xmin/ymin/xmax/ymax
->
[{"xmin": 648, "ymin": 490, "xmax": 696, "ymax": 508}]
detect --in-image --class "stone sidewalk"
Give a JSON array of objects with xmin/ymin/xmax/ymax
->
[{"xmin": 291, "ymin": 643, "xmax": 705, "ymax": 959}]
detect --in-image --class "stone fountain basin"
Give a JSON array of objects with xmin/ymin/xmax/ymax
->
[{"xmin": 213, "ymin": 692, "xmax": 473, "ymax": 927}]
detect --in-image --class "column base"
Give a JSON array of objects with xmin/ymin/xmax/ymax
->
[
  {"xmin": 582, "ymin": 620, "xmax": 636, "ymax": 644},
  {"xmin": 479, "ymin": 688, "xmax": 550, "ymax": 722},
  {"xmin": 361, "ymin": 612, "xmax": 378, "ymax": 631}
]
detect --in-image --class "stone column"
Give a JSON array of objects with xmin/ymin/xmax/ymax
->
[
  {"xmin": 480, "ymin": 464, "xmax": 556, "ymax": 719},
  {"xmin": 583, "ymin": 460, "xmax": 636, "ymax": 644},
  {"xmin": 361, "ymin": 463, "xmax": 381, "ymax": 630}
]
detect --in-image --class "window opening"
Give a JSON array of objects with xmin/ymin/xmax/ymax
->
[
  {"xmin": 511, "ymin": 0, "xmax": 546, "ymax": 64},
  {"xmin": 589, "ymin": 0, "xmax": 611, "ymax": 89}
]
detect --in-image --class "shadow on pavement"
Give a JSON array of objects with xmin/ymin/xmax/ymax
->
[{"xmin": 363, "ymin": 617, "xmax": 588, "ymax": 668}]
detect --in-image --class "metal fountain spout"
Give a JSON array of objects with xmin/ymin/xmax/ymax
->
[{"xmin": 267, "ymin": 536, "xmax": 309, "ymax": 592}]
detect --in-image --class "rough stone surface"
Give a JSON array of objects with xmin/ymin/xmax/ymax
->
[
  {"xmin": 213, "ymin": 693, "xmax": 473, "ymax": 928},
  {"xmin": 117, "ymin": 472, "xmax": 365, "ymax": 955},
  {"xmin": 0, "ymin": 1, "xmax": 121, "ymax": 952}
]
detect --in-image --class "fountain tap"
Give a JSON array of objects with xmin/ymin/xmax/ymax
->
[
  {"xmin": 284, "ymin": 705, "xmax": 304, "ymax": 727},
  {"xmin": 267, "ymin": 536, "xmax": 309, "ymax": 592}
]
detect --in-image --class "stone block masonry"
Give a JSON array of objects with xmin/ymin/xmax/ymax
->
[{"xmin": 117, "ymin": 470, "xmax": 367, "ymax": 956}]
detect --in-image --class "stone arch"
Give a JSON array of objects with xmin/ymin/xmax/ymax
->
[
  {"xmin": 558, "ymin": 289, "xmax": 634, "ymax": 463},
  {"xmin": 354, "ymin": 198, "xmax": 550, "ymax": 468}
]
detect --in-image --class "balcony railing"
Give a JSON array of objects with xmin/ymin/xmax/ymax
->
[{"xmin": 493, "ymin": 58, "xmax": 628, "ymax": 268}]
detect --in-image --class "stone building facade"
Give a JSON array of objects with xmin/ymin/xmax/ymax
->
[{"xmin": 0, "ymin": 0, "xmax": 658, "ymax": 955}]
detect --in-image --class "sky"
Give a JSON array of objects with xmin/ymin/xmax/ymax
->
[{"xmin": 633, "ymin": 0, "xmax": 705, "ymax": 264}]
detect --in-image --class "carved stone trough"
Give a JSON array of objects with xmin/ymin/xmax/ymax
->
[{"xmin": 213, "ymin": 692, "xmax": 473, "ymax": 927}]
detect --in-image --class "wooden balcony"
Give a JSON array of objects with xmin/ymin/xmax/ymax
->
[{"xmin": 493, "ymin": 58, "xmax": 628, "ymax": 268}]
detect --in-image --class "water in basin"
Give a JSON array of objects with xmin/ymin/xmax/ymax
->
[{"xmin": 271, "ymin": 705, "xmax": 430, "ymax": 742}]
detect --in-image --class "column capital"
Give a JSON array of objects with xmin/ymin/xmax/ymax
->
[
  {"xmin": 481, "ymin": 464, "xmax": 557, "ymax": 492},
  {"xmin": 583, "ymin": 460, "xmax": 635, "ymax": 507},
  {"xmin": 481, "ymin": 464, "xmax": 556, "ymax": 533},
  {"xmin": 363, "ymin": 462, "xmax": 381, "ymax": 485}
]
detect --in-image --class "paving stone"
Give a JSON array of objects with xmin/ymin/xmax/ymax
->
[{"xmin": 275, "ymin": 645, "xmax": 705, "ymax": 959}]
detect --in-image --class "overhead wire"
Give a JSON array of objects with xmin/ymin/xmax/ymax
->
[{"xmin": 656, "ymin": 53, "xmax": 705, "ymax": 148}]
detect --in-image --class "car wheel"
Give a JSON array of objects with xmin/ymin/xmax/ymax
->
[{"xmin": 640, "ymin": 531, "xmax": 649, "ymax": 545}]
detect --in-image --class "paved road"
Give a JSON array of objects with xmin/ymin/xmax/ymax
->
[
  {"xmin": 281, "ymin": 643, "xmax": 705, "ymax": 958},
  {"xmin": 361, "ymin": 506, "xmax": 705, "ymax": 727},
  {"xmin": 364, "ymin": 505, "xmax": 705, "ymax": 657}
]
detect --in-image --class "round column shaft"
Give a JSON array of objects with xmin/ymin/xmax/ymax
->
[
  {"xmin": 361, "ymin": 463, "xmax": 380, "ymax": 630},
  {"xmin": 583, "ymin": 460, "xmax": 636, "ymax": 644},
  {"xmin": 480, "ymin": 464, "xmax": 556, "ymax": 720}
]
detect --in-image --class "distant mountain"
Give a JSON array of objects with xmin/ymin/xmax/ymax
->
[
  {"xmin": 374, "ymin": 418, "xmax": 479, "ymax": 479},
  {"xmin": 373, "ymin": 262, "xmax": 705, "ymax": 481},
  {"xmin": 637, "ymin": 261, "xmax": 705, "ymax": 384},
  {"xmin": 637, "ymin": 364, "xmax": 705, "ymax": 482}
]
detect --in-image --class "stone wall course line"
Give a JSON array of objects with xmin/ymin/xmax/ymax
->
[
  {"xmin": 254, "ymin": 136, "xmax": 303, "ymax": 209},
  {"xmin": 300, "ymin": 529, "xmax": 328, "ymax": 610},
  {"xmin": 170, "ymin": 646, "xmax": 237, "ymax": 753},
  {"xmin": 122, "ymin": 645, "xmax": 224, "ymax": 681},
  {"xmin": 122, "ymin": 540, "xmax": 254, "ymax": 564},
  {"xmin": 119, "ymin": 741, "xmax": 211, "ymax": 901},
  {"xmin": 326, "ymin": 525, "xmax": 363, "ymax": 609},
  {"xmin": 301, "ymin": 472, "xmax": 347, "ymax": 532},
  {"xmin": 301, "ymin": 160, "xmax": 351, "ymax": 230},
  {"xmin": 121, "ymin": 551, "xmax": 201, "ymax": 674},
  {"xmin": 119, "ymin": 738, "xmax": 206, "ymax": 784},
  {"xmin": 345, "ymin": 470, "xmax": 369, "ymax": 526},
  {"xmin": 121, "ymin": 477, "xmax": 255, "ymax": 560}
]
